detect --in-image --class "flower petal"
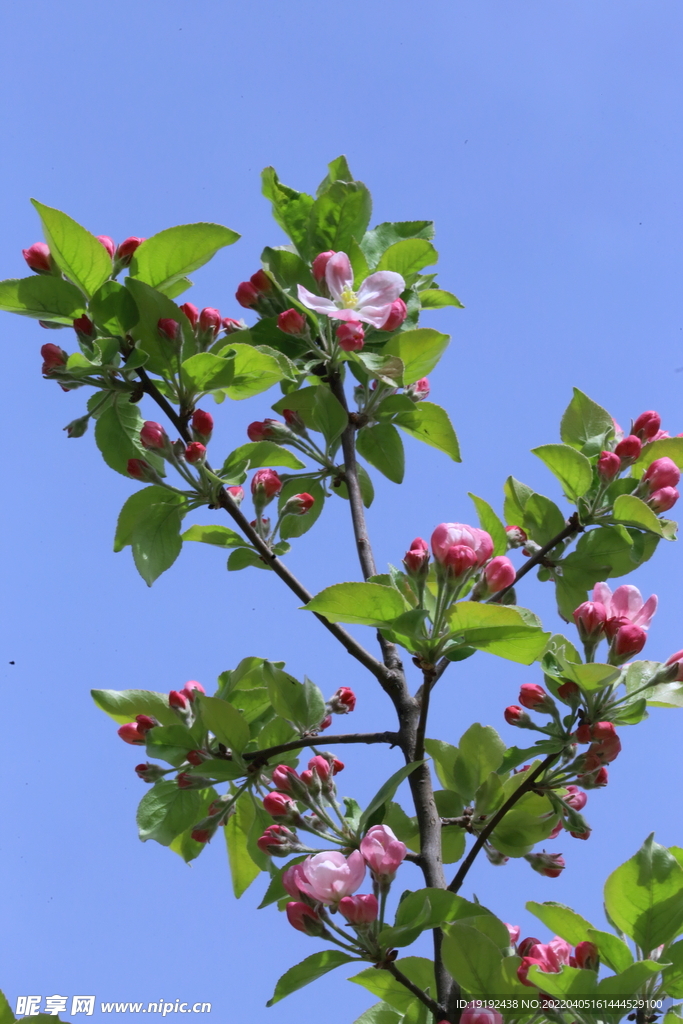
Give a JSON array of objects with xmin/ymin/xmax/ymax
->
[
  {"xmin": 356, "ymin": 271, "xmax": 405, "ymax": 308},
  {"xmin": 325, "ymin": 252, "xmax": 354, "ymax": 301},
  {"xmin": 633, "ymin": 593, "xmax": 658, "ymax": 629},
  {"xmin": 353, "ymin": 303, "xmax": 395, "ymax": 328},
  {"xmin": 610, "ymin": 585, "xmax": 644, "ymax": 620},
  {"xmin": 297, "ymin": 285, "xmax": 338, "ymax": 316},
  {"xmin": 592, "ymin": 581, "xmax": 613, "ymax": 613}
]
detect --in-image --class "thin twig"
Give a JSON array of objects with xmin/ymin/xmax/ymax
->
[
  {"xmin": 242, "ymin": 731, "xmax": 400, "ymax": 763},
  {"xmin": 385, "ymin": 962, "xmax": 446, "ymax": 1019},
  {"xmin": 491, "ymin": 512, "xmax": 584, "ymax": 603},
  {"xmin": 447, "ymin": 752, "xmax": 560, "ymax": 893}
]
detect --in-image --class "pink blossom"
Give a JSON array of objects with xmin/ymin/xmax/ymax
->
[
  {"xmin": 506, "ymin": 924, "xmax": 521, "ymax": 945},
  {"xmin": 643, "ymin": 457, "xmax": 681, "ymax": 491},
  {"xmin": 592, "ymin": 582, "xmax": 657, "ymax": 631},
  {"xmin": 484, "ymin": 556, "xmax": 516, "ymax": 593},
  {"xmin": 339, "ymin": 894, "xmax": 378, "ymax": 925},
  {"xmin": 431, "ymin": 523, "xmax": 494, "ymax": 568},
  {"xmin": 282, "ymin": 861, "xmax": 309, "ymax": 899},
  {"xmin": 649, "ymin": 487, "xmax": 679, "ymax": 513},
  {"xmin": 360, "ymin": 824, "xmax": 407, "ymax": 877},
  {"xmin": 297, "ymin": 252, "xmax": 405, "ymax": 328},
  {"xmin": 296, "ymin": 850, "xmax": 366, "ymax": 904},
  {"xmin": 564, "ymin": 785, "xmax": 587, "ymax": 811}
]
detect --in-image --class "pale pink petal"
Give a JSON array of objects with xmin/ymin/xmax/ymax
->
[
  {"xmin": 633, "ymin": 593, "xmax": 658, "ymax": 629},
  {"xmin": 592, "ymin": 581, "xmax": 614, "ymax": 614},
  {"xmin": 297, "ymin": 285, "xmax": 338, "ymax": 317},
  {"xmin": 356, "ymin": 271, "xmax": 405, "ymax": 308},
  {"xmin": 325, "ymin": 252, "xmax": 354, "ymax": 301},
  {"xmin": 611, "ymin": 585, "xmax": 644, "ymax": 620},
  {"xmin": 354, "ymin": 303, "xmax": 395, "ymax": 328}
]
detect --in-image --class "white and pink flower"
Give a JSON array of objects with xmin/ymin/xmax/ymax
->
[{"xmin": 297, "ymin": 252, "xmax": 405, "ymax": 328}]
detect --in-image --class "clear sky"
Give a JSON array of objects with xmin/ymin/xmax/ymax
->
[{"xmin": 2, "ymin": 1, "xmax": 683, "ymax": 1021}]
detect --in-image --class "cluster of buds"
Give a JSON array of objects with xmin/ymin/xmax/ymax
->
[
  {"xmin": 430, "ymin": 523, "xmax": 516, "ymax": 593},
  {"xmin": 167, "ymin": 679, "xmax": 206, "ymax": 717},
  {"xmin": 235, "ymin": 269, "xmax": 276, "ymax": 312},
  {"xmin": 511, "ymin": 931, "xmax": 599, "ymax": 986},
  {"xmin": 639, "ymin": 456, "xmax": 680, "ymax": 514},
  {"xmin": 572, "ymin": 581, "xmax": 657, "ymax": 664},
  {"xmin": 118, "ymin": 714, "xmax": 158, "ymax": 746},
  {"xmin": 325, "ymin": 686, "xmax": 356, "ymax": 716},
  {"xmin": 177, "ymin": 304, "xmax": 234, "ymax": 350},
  {"xmin": 504, "ymin": 683, "xmax": 557, "ymax": 731},
  {"xmin": 548, "ymin": 785, "xmax": 590, "ymax": 840},
  {"xmin": 574, "ymin": 720, "xmax": 621, "ymax": 775},
  {"xmin": 135, "ymin": 418, "xmax": 212, "ymax": 476}
]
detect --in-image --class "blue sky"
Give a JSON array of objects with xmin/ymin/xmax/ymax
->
[{"xmin": 2, "ymin": 1, "xmax": 683, "ymax": 1021}]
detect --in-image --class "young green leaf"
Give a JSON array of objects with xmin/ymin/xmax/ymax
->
[
  {"xmin": 0, "ymin": 275, "xmax": 86, "ymax": 323},
  {"xmin": 91, "ymin": 687, "xmax": 179, "ymax": 726},
  {"xmin": 560, "ymin": 388, "xmax": 615, "ymax": 454},
  {"xmin": 125, "ymin": 277, "xmax": 195, "ymax": 376},
  {"xmin": 469, "ymin": 494, "xmax": 508, "ymax": 555},
  {"xmin": 129, "ymin": 223, "xmax": 239, "ymax": 293},
  {"xmin": 225, "ymin": 791, "xmax": 261, "ymax": 897},
  {"xmin": 114, "ymin": 487, "xmax": 182, "ymax": 551},
  {"xmin": 419, "ymin": 288, "xmax": 464, "ymax": 309},
  {"xmin": 137, "ymin": 781, "xmax": 204, "ymax": 846},
  {"xmin": 350, "ymin": 958, "xmax": 435, "ymax": 1014},
  {"xmin": 181, "ymin": 352, "xmax": 235, "ymax": 392},
  {"xmin": 585, "ymin": 928, "xmax": 634, "ymax": 974},
  {"xmin": 359, "ymin": 761, "xmax": 424, "ymax": 831},
  {"xmin": 613, "ymin": 494, "xmax": 677, "ymax": 540},
  {"xmin": 357, "ymin": 423, "xmax": 405, "ymax": 483},
  {"xmin": 383, "ymin": 328, "xmax": 449, "ymax": 386},
  {"xmin": 451, "ymin": 724, "xmax": 506, "ymax": 802},
  {"xmin": 182, "ymin": 524, "xmax": 249, "ymax": 548},
  {"xmin": 223, "ymin": 344, "xmax": 286, "ymax": 400},
  {"xmin": 196, "ymin": 694, "xmax": 250, "ymax": 753},
  {"xmin": 441, "ymin": 923, "xmax": 503, "ymax": 997},
  {"xmin": 394, "ymin": 403, "xmax": 461, "ymax": 462},
  {"xmin": 261, "ymin": 167, "xmax": 316, "ymax": 259},
  {"xmin": 131, "ymin": 501, "xmax": 185, "ymax": 586},
  {"xmin": 525, "ymin": 901, "xmax": 595, "ymax": 945},
  {"xmin": 532, "ymin": 444, "xmax": 593, "ymax": 501},
  {"xmin": 307, "ymin": 180, "xmax": 372, "ymax": 256},
  {"xmin": 360, "ymin": 221, "xmax": 435, "ymax": 269},
  {"xmin": 376, "ymin": 239, "xmax": 438, "ymax": 278},
  {"xmin": 446, "ymin": 603, "xmax": 549, "ymax": 665},
  {"xmin": 95, "ymin": 396, "xmax": 164, "ymax": 478},
  {"xmin": 304, "ymin": 582, "xmax": 407, "ymax": 626},
  {"xmin": 267, "ymin": 951, "xmax": 358, "ymax": 1007},
  {"xmin": 31, "ymin": 199, "xmax": 112, "ymax": 298},
  {"xmin": 604, "ymin": 834, "xmax": 683, "ymax": 951}
]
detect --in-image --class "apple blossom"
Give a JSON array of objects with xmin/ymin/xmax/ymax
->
[
  {"xmin": 296, "ymin": 850, "xmax": 366, "ymax": 903},
  {"xmin": 338, "ymin": 894, "xmax": 378, "ymax": 925},
  {"xmin": 431, "ymin": 522, "xmax": 494, "ymax": 567},
  {"xmin": 360, "ymin": 824, "xmax": 407, "ymax": 878},
  {"xmin": 615, "ymin": 434, "xmax": 642, "ymax": 460},
  {"xmin": 297, "ymin": 251, "xmax": 405, "ymax": 328},
  {"xmin": 22, "ymin": 242, "xmax": 53, "ymax": 273},
  {"xmin": 592, "ymin": 582, "xmax": 657, "ymax": 632}
]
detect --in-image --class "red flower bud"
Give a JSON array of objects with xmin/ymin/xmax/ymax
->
[
  {"xmin": 649, "ymin": 487, "xmax": 679, "ymax": 513},
  {"xmin": 272, "ymin": 765, "xmax": 300, "ymax": 793},
  {"xmin": 199, "ymin": 307, "xmax": 222, "ymax": 335},
  {"xmin": 643, "ymin": 457, "xmax": 681, "ymax": 491},
  {"xmin": 505, "ymin": 525, "xmax": 528, "ymax": 549},
  {"xmin": 286, "ymin": 902, "xmax": 322, "ymax": 935},
  {"xmin": 484, "ymin": 556, "xmax": 516, "ymax": 594},
  {"xmin": 307, "ymin": 755, "xmax": 333, "ymax": 782},
  {"xmin": 246, "ymin": 418, "xmax": 283, "ymax": 442},
  {"xmin": 339, "ymin": 894, "xmax": 378, "ymax": 925},
  {"xmin": 185, "ymin": 442, "xmax": 206, "ymax": 465},
  {"xmin": 97, "ymin": 235, "xmax": 116, "ymax": 258},
  {"xmin": 519, "ymin": 684, "xmax": 554, "ymax": 713},
  {"xmin": 251, "ymin": 468, "xmax": 282, "ymax": 501},
  {"xmin": 564, "ymin": 785, "xmax": 587, "ymax": 810},
  {"xmin": 186, "ymin": 750, "xmax": 205, "ymax": 766},
  {"xmin": 404, "ymin": 543, "xmax": 430, "ymax": 575},
  {"xmin": 575, "ymin": 723, "xmax": 593, "ymax": 744},
  {"xmin": 222, "ymin": 317, "xmax": 241, "ymax": 333},
  {"xmin": 226, "ymin": 485, "xmax": 244, "ymax": 505},
  {"xmin": 73, "ymin": 314, "xmax": 94, "ymax": 338},
  {"xmin": 574, "ymin": 941, "xmax": 599, "ymax": 971},
  {"xmin": 615, "ymin": 435, "xmax": 642, "ymax": 460},
  {"xmin": 318, "ymin": 714, "xmax": 333, "ymax": 731},
  {"xmin": 278, "ymin": 308, "xmax": 306, "ymax": 335},
  {"xmin": 283, "ymin": 492, "xmax": 315, "ymax": 515},
  {"xmin": 22, "ymin": 242, "xmax": 53, "ymax": 273},
  {"xmin": 283, "ymin": 408, "xmax": 305, "ymax": 432},
  {"xmin": 633, "ymin": 410, "xmax": 661, "ymax": 441},
  {"xmin": 136, "ymin": 715, "xmax": 157, "ymax": 732},
  {"xmin": 235, "ymin": 281, "xmax": 259, "ymax": 308},
  {"xmin": 118, "ymin": 723, "xmax": 146, "ymax": 745},
  {"xmin": 312, "ymin": 250, "xmax": 336, "ymax": 282},
  {"xmin": 525, "ymin": 851, "xmax": 565, "ymax": 878},
  {"xmin": 257, "ymin": 824, "xmax": 299, "ymax": 856},
  {"xmin": 135, "ymin": 762, "xmax": 165, "ymax": 781},
  {"xmin": 517, "ymin": 937, "xmax": 542, "ymax": 958},
  {"xmin": 140, "ymin": 421, "xmax": 167, "ymax": 450},
  {"xmin": 180, "ymin": 681, "xmax": 205, "ymax": 703},
  {"xmin": 179, "ymin": 302, "xmax": 199, "ymax": 328},
  {"xmin": 557, "ymin": 681, "xmax": 580, "ymax": 703},
  {"xmin": 444, "ymin": 544, "xmax": 479, "ymax": 576},
  {"xmin": 191, "ymin": 829, "xmax": 211, "ymax": 844},
  {"xmin": 336, "ymin": 321, "xmax": 365, "ymax": 352},
  {"xmin": 263, "ymin": 791, "xmax": 297, "ymax": 819},
  {"xmin": 665, "ymin": 650, "xmax": 683, "ymax": 682},
  {"xmin": 176, "ymin": 772, "xmax": 193, "ymax": 789},
  {"xmin": 191, "ymin": 408, "xmax": 214, "ymax": 438},
  {"xmin": 380, "ymin": 297, "xmax": 408, "ymax": 332},
  {"xmin": 611, "ymin": 622, "xmax": 647, "ymax": 662},
  {"xmin": 127, "ymin": 458, "xmax": 154, "ymax": 481},
  {"xmin": 578, "ymin": 766, "xmax": 609, "ymax": 788},
  {"xmin": 116, "ymin": 237, "xmax": 145, "ymax": 264},
  {"xmin": 570, "ymin": 828, "xmax": 591, "ymax": 840},
  {"xmin": 597, "ymin": 451, "xmax": 621, "ymax": 482},
  {"xmin": 40, "ymin": 343, "xmax": 67, "ymax": 371},
  {"xmin": 406, "ymin": 377, "xmax": 430, "ymax": 401},
  {"xmin": 157, "ymin": 318, "xmax": 181, "ymax": 342},
  {"xmin": 250, "ymin": 269, "xmax": 271, "ymax": 293},
  {"xmin": 504, "ymin": 705, "xmax": 530, "ymax": 727},
  {"xmin": 573, "ymin": 601, "xmax": 607, "ymax": 643},
  {"xmin": 332, "ymin": 687, "xmax": 356, "ymax": 713},
  {"xmin": 169, "ymin": 690, "xmax": 189, "ymax": 709}
]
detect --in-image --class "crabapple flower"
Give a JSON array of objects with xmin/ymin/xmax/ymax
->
[
  {"xmin": 615, "ymin": 435, "xmax": 642, "ymax": 460},
  {"xmin": 360, "ymin": 824, "xmax": 407, "ymax": 878},
  {"xmin": 573, "ymin": 600, "xmax": 607, "ymax": 642},
  {"xmin": 296, "ymin": 850, "xmax": 366, "ymax": 904},
  {"xmin": 23, "ymin": 242, "xmax": 53, "ymax": 273},
  {"xmin": 504, "ymin": 705, "xmax": 531, "ymax": 727},
  {"xmin": 97, "ymin": 235, "xmax": 116, "ymax": 258},
  {"xmin": 282, "ymin": 861, "xmax": 309, "ymax": 899},
  {"xmin": 649, "ymin": 487, "xmax": 679, "ymax": 513},
  {"xmin": 643, "ymin": 457, "xmax": 681, "ymax": 491},
  {"xmin": 592, "ymin": 582, "xmax": 657, "ymax": 632},
  {"xmin": 564, "ymin": 785, "xmax": 587, "ymax": 811},
  {"xmin": 278, "ymin": 308, "xmax": 306, "ymax": 335},
  {"xmin": 633, "ymin": 410, "xmax": 661, "ymax": 440},
  {"xmin": 484, "ymin": 556, "xmax": 516, "ymax": 593},
  {"xmin": 179, "ymin": 302, "xmax": 199, "ymax": 327},
  {"xmin": 610, "ymin": 622, "xmax": 647, "ymax": 663},
  {"xmin": 192, "ymin": 408, "xmax": 214, "ymax": 438},
  {"xmin": 431, "ymin": 523, "xmax": 494, "ymax": 568},
  {"xmin": 339, "ymin": 894, "xmax": 378, "ymax": 925},
  {"xmin": 404, "ymin": 538, "xmax": 430, "ymax": 575},
  {"xmin": 251, "ymin": 468, "xmax": 282, "ymax": 502},
  {"xmin": 597, "ymin": 451, "xmax": 621, "ymax": 482},
  {"xmin": 297, "ymin": 252, "xmax": 405, "ymax": 328},
  {"xmin": 519, "ymin": 684, "xmax": 554, "ymax": 713},
  {"xmin": 286, "ymin": 902, "xmax": 323, "ymax": 935}
]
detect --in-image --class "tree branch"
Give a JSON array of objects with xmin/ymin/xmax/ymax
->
[
  {"xmin": 242, "ymin": 731, "xmax": 400, "ymax": 763},
  {"xmin": 447, "ymin": 752, "xmax": 560, "ymax": 893},
  {"xmin": 491, "ymin": 512, "xmax": 583, "ymax": 603},
  {"xmin": 384, "ymin": 962, "xmax": 446, "ymax": 1020},
  {"xmin": 136, "ymin": 368, "xmax": 390, "ymax": 687}
]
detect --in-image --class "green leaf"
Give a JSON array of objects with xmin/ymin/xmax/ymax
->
[
  {"xmin": 261, "ymin": 167, "xmax": 315, "ymax": 259},
  {"xmin": 31, "ymin": 199, "xmax": 112, "ymax": 298},
  {"xmin": 376, "ymin": 239, "xmax": 438, "ymax": 278},
  {"xmin": 181, "ymin": 352, "xmax": 235, "ymax": 392},
  {"xmin": 222, "ymin": 440, "xmax": 305, "ymax": 475},
  {"xmin": 360, "ymin": 221, "xmax": 434, "ymax": 269},
  {"xmin": 383, "ymin": 328, "xmax": 449, "ymax": 386},
  {"xmin": 261, "ymin": 245, "xmax": 317, "ymax": 292},
  {"xmin": 424, "ymin": 739, "xmax": 460, "ymax": 792},
  {"xmin": 223, "ymin": 344, "xmax": 286, "ymax": 400},
  {"xmin": 137, "ymin": 780, "xmax": 203, "ymax": 846},
  {"xmin": 169, "ymin": 787, "xmax": 220, "ymax": 863},
  {"xmin": 632, "ymin": 438, "xmax": 683, "ymax": 477},
  {"xmin": 146, "ymin": 723, "xmax": 203, "ymax": 766},
  {"xmin": 305, "ymin": 582, "xmax": 407, "ymax": 626},
  {"xmin": 311, "ymin": 386, "xmax": 347, "ymax": 447},
  {"xmin": 532, "ymin": 444, "xmax": 594, "ymax": 501},
  {"xmin": 614, "ymin": 494, "xmax": 676, "ymax": 540},
  {"xmin": 560, "ymin": 388, "xmax": 615, "ymax": 454},
  {"xmin": 0, "ymin": 275, "xmax": 86, "ymax": 323},
  {"xmin": 662, "ymin": 940, "xmax": 683, "ymax": 997},
  {"xmin": 125, "ymin": 277, "xmax": 195, "ymax": 376},
  {"xmin": 526, "ymin": 964, "xmax": 597, "ymax": 997},
  {"xmin": 419, "ymin": 288, "xmax": 464, "ymax": 309},
  {"xmin": 596, "ymin": 960, "xmax": 662, "ymax": 997},
  {"xmin": 94, "ymin": 396, "xmax": 163, "ymax": 477},
  {"xmin": 129, "ymin": 223, "xmax": 238, "ymax": 293},
  {"xmin": 131, "ymin": 501, "xmax": 185, "ymax": 586},
  {"xmin": 114, "ymin": 487, "xmax": 182, "ymax": 551},
  {"xmin": 0, "ymin": 990, "xmax": 15, "ymax": 1024},
  {"xmin": 308, "ymin": 181, "xmax": 372, "ymax": 256},
  {"xmin": 278, "ymin": 477, "xmax": 326, "ymax": 540},
  {"xmin": 317, "ymin": 154, "xmax": 355, "ymax": 192},
  {"xmin": 268, "ymin": 951, "xmax": 358, "ymax": 1007},
  {"xmin": 561, "ymin": 662, "xmax": 622, "ymax": 692},
  {"xmin": 350, "ymin": 958, "xmax": 434, "ymax": 1014},
  {"xmin": 451, "ymin": 724, "xmax": 506, "ymax": 802},
  {"xmin": 359, "ymin": 762, "xmax": 424, "ymax": 831},
  {"xmin": 523, "ymin": 493, "xmax": 566, "ymax": 546},
  {"xmin": 197, "ymin": 694, "xmax": 250, "ymax": 753},
  {"xmin": 91, "ymin": 687, "xmax": 179, "ymax": 726},
  {"xmin": 469, "ymin": 494, "xmax": 508, "ymax": 555},
  {"xmin": 441, "ymin": 923, "xmax": 503, "ymax": 997},
  {"xmin": 227, "ymin": 547, "xmax": 270, "ymax": 572},
  {"xmin": 352, "ymin": 1003, "xmax": 402, "ymax": 1024},
  {"xmin": 394, "ymin": 402, "xmax": 461, "ymax": 462},
  {"xmin": 264, "ymin": 663, "xmax": 326, "ymax": 732},
  {"xmin": 490, "ymin": 789, "xmax": 559, "ymax": 857},
  {"xmin": 586, "ymin": 928, "xmax": 634, "ymax": 974},
  {"xmin": 604, "ymin": 834, "xmax": 683, "ymax": 952},
  {"xmin": 90, "ymin": 280, "xmax": 138, "ymax": 334},
  {"xmin": 526, "ymin": 901, "xmax": 595, "ymax": 944},
  {"xmin": 503, "ymin": 476, "xmax": 534, "ymax": 525},
  {"xmin": 182, "ymin": 524, "xmax": 248, "ymax": 548},
  {"xmin": 446, "ymin": 603, "xmax": 549, "ymax": 665},
  {"xmin": 357, "ymin": 423, "xmax": 405, "ymax": 483},
  {"xmin": 225, "ymin": 791, "xmax": 260, "ymax": 897}
]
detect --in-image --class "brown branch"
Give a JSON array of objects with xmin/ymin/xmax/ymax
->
[
  {"xmin": 136, "ymin": 368, "xmax": 390, "ymax": 688},
  {"xmin": 491, "ymin": 512, "xmax": 583, "ymax": 603},
  {"xmin": 384, "ymin": 962, "xmax": 446, "ymax": 1020},
  {"xmin": 447, "ymin": 751, "xmax": 560, "ymax": 893},
  {"xmin": 242, "ymin": 731, "xmax": 400, "ymax": 763}
]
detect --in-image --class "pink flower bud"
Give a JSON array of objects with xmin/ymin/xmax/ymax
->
[
  {"xmin": 135, "ymin": 762, "xmax": 165, "ymax": 782},
  {"xmin": 519, "ymin": 684, "xmax": 554, "ymax": 712},
  {"xmin": 97, "ymin": 235, "xmax": 116, "ymax": 258},
  {"xmin": 282, "ymin": 408, "xmax": 305, "ymax": 432},
  {"xmin": 431, "ymin": 523, "xmax": 494, "ymax": 568},
  {"xmin": 235, "ymin": 281, "xmax": 259, "ymax": 308},
  {"xmin": 578, "ymin": 766, "xmax": 609, "ymax": 788},
  {"xmin": 597, "ymin": 451, "xmax": 621, "ymax": 482},
  {"xmin": 135, "ymin": 715, "xmax": 157, "ymax": 732},
  {"xmin": 525, "ymin": 851, "xmax": 565, "ymax": 878},
  {"xmin": 633, "ymin": 410, "xmax": 661, "ymax": 440},
  {"xmin": 246, "ymin": 418, "xmax": 283, "ymax": 442},
  {"xmin": 611, "ymin": 622, "xmax": 647, "ymax": 662},
  {"xmin": 284, "ymin": 492, "xmax": 315, "ymax": 515},
  {"xmin": 339, "ymin": 894, "xmax": 379, "ymax": 925},
  {"xmin": 271, "ymin": 765, "xmax": 300, "ymax": 793},
  {"xmin": 282, "ymin": 862, "xmax": 308, "ymax": 899},
  {"xmin": 140, "ymin": 421, "xmax": 167, "ymax": 450},
  {"xmin": 444, "ymin": 544, "xmax": 479, "ymax": 576},
  {"xmin": 459, "ymin": 1003, "xmax": 504, "ymax": 1024},
  {"xmin": 615, "ymin": 435, "xmax": 642, "ymax": 460},
  {"xmin": 360, "ymin": 824, "xmax": 407, "ymax": 878},
  {"xmin": 250, "ymin": 269, "xmax": 271, "ymax": 293},
  {"xmin": 286, "ymin": 902, "xmax": 322, "ymax": 935},
  {"xmin": 191, "ymin": 828, "xmax": 211, "ymax": 844},
  {"xmin": 184, "ymin": 442, "xmax": 206, "ymax": 465},
  {"xmin": 22, "ymin": 242, "xmax": 53, "ymax": 273},
  {"xmin": 404, "ymin": 543, "xmax": 430, "ymax": 575},
  {"xmin": 73, "ymin": 314, "xmax": 94, "ymax": 337},
  {"xmin": 557, "ymin": 681, "xmax": 580, "ymax": 703},
  {"xmin": 157, "ymin": 318, "xmax": 181, "ymax": 342},
  {"xmin": 318, "ymin": 714, "xmax": 332, "ymax": 731},
  {"xmin": 504, "ymin": 705, "xmax": 530, "ymax": 727},
  {"xmin": 278, "ymin": 308, "xmax": 307, "ymax": 335},
  {"xmin": 548, "ymin": 820, "xmax": 563, "ymax": 840},
  {"xmin": 40, "ymin": 343, "xmax": 67, "ymax": 371},
  {"xmin": 517, "ymin": 937, "xmax": 543, "ymax": 958},
  {"xmin": 564, "ymin": 785, "xmax": 587, "ymax": 811},
  {"xmin": 505, "ymin": 525, "xmax": 528, "ymax": 548},
  {"xmin": 169, "ymin": 690, "xmax": 189, "ymax": 710},
  {"xmin": 127, "ymin": 458, "xmax": 155, "ymax": 481},
  {"xmin": 222, "ymin": 317, "xmax": 241, "ymax": 333},
  {"xmin": 573, "ymin": 601, "xmax": 607, "ymax": 643},
  {"xmin": 251, "ymin": 468, "xmax": 282, "ymax": 501},
  {"xmin": 180, "ymin": 680, "xmax": 205, "ymax": 702},
  {"xmin": 256, "ymin": 824, "xmax": 299, "ymax": 856},
  {"xmin": 648, "ymin": 486, "xmax": 679, "ymax": 513},
  {"xmin": 226, "ymin": 486, "xmax": 244, "ymax": 505},
  {"xmin": 643, "ymin": 457, "xmax": 681, "ymax": 490},
  {"xmin": 574, "ymin": 941, "xmax": 599, "ymax": 971},
  {"xmin": 177, "ymin": 302, "xmax": 199, "ymax": 328},
  {"xmin": 307, "ymin": 755, "xmax": 333, "ymax": 782},
  {"xmin": 484, "ymin": 556, "xmax": 516, "ymax": 593},
  {"xmin": 406, "ymin": 378, "xmax": 430, "ymax": 401},
  {"xmin": 380, "ymin": 298, "xmax": 408, "ymax": 332},
  {"xmin": 186, "ymin": 750, "xmax": 205, "ymax": 766},
  {"xmin": 263, "ymin": 791, "xmax": 297, "ymax": 819},
  {"xmin": 116, "ymin": 237, "xmax": 145, "ymax": 264},
  {"xmin": 191, "ymin": 408, "xmax": 214, "ymax": 438},
  {"xmin": 199, "ymin": 307, "xmax": 221, "ymax": 336},
  {"xmin": 312, "ymin": 251, "xmax": 336, "ymax": 282},
  {"xmin": 333, "ymin": 687, "xmax": 356, "ymax": 713},
  {"xmin": 665, "ymin": 650, "xmax": 683, "ymax": 682},
  {"xmin": 336, "ymin": 320, "xmax": 365, "ymax": 352},
  {"xmin": 118, "ymin": 722, "xmax": 146, "ymax": 745},
  {"xmin": 300, "ymin": 769, "xmax": 314, "ymax": 788}
]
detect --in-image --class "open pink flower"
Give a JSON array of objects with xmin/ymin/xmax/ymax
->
[
  {"xmin": 592, "ymin": 582, "xmax": 657, "ymax": 632},
  {"xmin": 360, "ymin": 824, "xmax": 407, "ymax": 877},
  {"xmin": 297, "ymin": 252, "xmax": 405, "ymax": 328},
  {"xmin": 296, "ymin": 850, "xmax": 366, "ymax": 904}
]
